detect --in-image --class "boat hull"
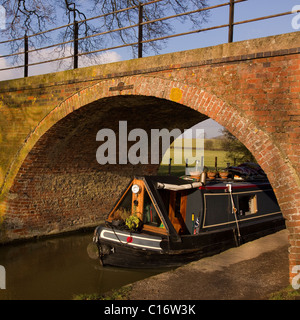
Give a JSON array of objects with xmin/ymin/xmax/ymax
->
[{"xmin": 95, "ymin": 215, "xmax": 285, "ymax": 269}]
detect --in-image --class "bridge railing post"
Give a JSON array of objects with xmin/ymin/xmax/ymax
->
[
  {"xmin": 73, "ymin": 20, "xmax": 79, "ymax": 69},
  {"xmin": 228, "ymin": 0, "xmax": 235, "ymax": 43},
  {"xmin": 138, "ymin": 3, "xmax": 143, "ymax": 58},
  {"xmin": 24, "ymin": 33, "xmax": 28, "ymax": 77}
]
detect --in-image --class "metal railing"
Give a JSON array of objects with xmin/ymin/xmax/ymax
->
[{"xmin": 0, "ymin": 0, "xmax": 295, "ymax": 78}]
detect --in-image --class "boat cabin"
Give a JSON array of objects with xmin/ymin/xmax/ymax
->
[
  {"xmin": 95, "ymin": 169, "xmax": 284, "ymax": 268},
  {"xmin": 105, "ymin": 175, "xmax": 281, "ymax": 239}
]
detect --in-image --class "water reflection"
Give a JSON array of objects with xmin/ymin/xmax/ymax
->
[{"xmin": 0, "ymin": 231, "xmax": 163, "ymax": 300}]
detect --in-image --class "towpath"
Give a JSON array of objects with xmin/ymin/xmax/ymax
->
[{"xmin": 127, "ymin": 230, "xmax": 289, "ymax": 300}]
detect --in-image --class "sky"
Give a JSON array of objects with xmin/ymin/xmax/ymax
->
[
  {"xmin": 0, "ymin": 0, "xmax": 299, "ymax": 137},
  {"xmin": 161, "ymin": 0, "xmax": 300, "ymax": 54}
]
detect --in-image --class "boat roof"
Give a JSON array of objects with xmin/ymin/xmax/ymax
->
[
  {"xmin": 198, "ymin": 180, "xmax": 271, "ymax": 191},
  {"xmin": 143, "ymin": 175, "xmax": 203, "ymax": 191},
  {"xmin": 108, "ymin": 175, "xmax": 271, "ymax": 240},
  {"xmin": 144, "ymin": 175, "xmax": 198, "ymax": 186},
  {"xmin": 140, "ymin": 175, "xmax": 270, "ymax": 190}
]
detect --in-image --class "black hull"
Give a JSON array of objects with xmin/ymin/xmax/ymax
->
[{"xmin": 97, "ymin": 215, "xmax": 285, "ymax": 269}]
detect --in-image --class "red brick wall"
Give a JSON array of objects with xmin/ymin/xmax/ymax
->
[
  {"xmin": 2, "ymin": 95, "xmax": 206, "ymax": 239},
  {"xmin": 0, "ymin": 36, "xmax": 299, "ymax": 282}
]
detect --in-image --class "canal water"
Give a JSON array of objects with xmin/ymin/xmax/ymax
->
[{"xmin": 0, "ymin": 230, "xmax": 164, "ymax": 300}]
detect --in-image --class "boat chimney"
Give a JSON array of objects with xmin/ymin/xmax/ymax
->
[{"xmin": 200, "ymin": 171, "xmax": 206, "ymax": 185}]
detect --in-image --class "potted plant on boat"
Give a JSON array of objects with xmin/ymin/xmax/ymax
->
[
  {"xmin": 125, "ymin": 215, "xmax": 143, "ymax": 232},
  {"xmin": 207, "ymin": 169, "xmax": 218, "ymax": 180},
  {"xmin": 219, "ymin": 168, "xmax": 229, "ymax": 179}
]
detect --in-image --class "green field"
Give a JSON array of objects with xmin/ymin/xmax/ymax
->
[
  {"xmin": 158, "ymin": 150, "xmax": 228, "ymax": 176},
  {"xmin": 158, "ymin": 138, "xmax": 230, "ymax": 176}
]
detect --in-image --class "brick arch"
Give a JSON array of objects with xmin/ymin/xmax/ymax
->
[
  {"xmin": 2, "ymin": 75, "xmax": 299, "ymax": 279},
  {"xmin": 3, "ymin": 75, "xmax": 296, "ymax": 201}
]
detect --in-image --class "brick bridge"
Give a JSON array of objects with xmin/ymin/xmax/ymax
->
[{"xmin": 0, "ymin": 32, "xmax": 299, "ymax": 282}]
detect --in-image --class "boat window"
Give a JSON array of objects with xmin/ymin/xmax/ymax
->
[
  {"xmin": 109, "ymin": 189, "xmax": 132, "ymax": 221},
  {"xmin": 238, "ymin": 194, "xmax": 257, "ymax": 216},
  {"xmin": 143, "ymin": 190, "xmax": 162, "ymax": 228}
]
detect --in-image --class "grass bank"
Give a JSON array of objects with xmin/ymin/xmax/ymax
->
[
  {"xmin": 73, "ymin": 285, "xmax": 132, "ymax": 300},
  {"xmin": 268, "ymin": 285, "xmax": 300, "ymax": 300}
]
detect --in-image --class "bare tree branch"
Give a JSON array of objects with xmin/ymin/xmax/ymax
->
[{"xmin": 1, "ymin": 0, "xmax": 209, "ymax": 64}]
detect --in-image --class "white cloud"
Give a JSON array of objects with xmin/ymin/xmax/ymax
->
[
  {"xmin": 0, "ymin": 56, "xmax": 23, "ymax": 80},
  {"xmin": 0, "ymin": 46, "xmax": 122, "ymax": 81}
]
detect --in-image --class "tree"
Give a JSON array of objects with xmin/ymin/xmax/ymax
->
[
  {"xmin": 220, "ymin": 128, "xmax": 256, "ymax": 165},
  {"xmin": 204, "ymin": 139, "xmax": 213, "ymax": 150},
  {"xmin": 1, "ymin": 0, "xmax": 209, "ymax": 62}
]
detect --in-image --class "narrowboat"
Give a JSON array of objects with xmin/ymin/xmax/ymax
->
[{"xmin": 93, "ymin": 164, "xmax": 285, "ymax": 268}]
